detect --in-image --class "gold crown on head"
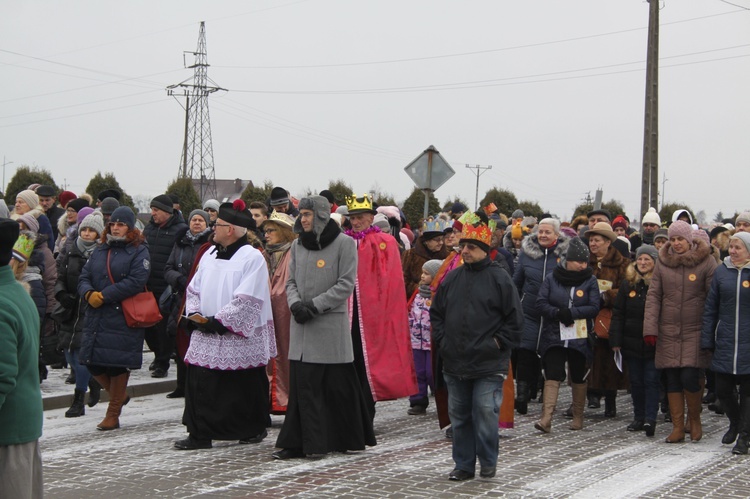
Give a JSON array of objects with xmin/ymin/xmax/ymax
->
[{"xmin": 345, "ymin": 194, "xmax": 374, "ymax": 214}]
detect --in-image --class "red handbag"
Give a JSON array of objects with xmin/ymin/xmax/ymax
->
[{"xmin": 106, "ymin": 250, "xmax": 162, "ymax": 328}]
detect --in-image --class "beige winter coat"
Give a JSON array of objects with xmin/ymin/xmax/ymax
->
[{"xmin": 644, "ymin": 238, "xmax": 717, "ymax": 369}]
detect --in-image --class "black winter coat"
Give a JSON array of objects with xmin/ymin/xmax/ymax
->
[
  {"xmin": 609, "ymin": 264, "xmax": 655, "ymax": 360},
  {"xmin": 54, "ymin": 238, "xmax": 93, "ymax": 350},
  {"xmin": 143, "ymin": 213, "xmax": 187, "ymax": 296},
  {"xmin": 163, "ymin": 227, "xmax": 211, "ymax": 334},
  {"xmin": 431, "ymin": 257, "xmax": 523, "ymax": 378}
]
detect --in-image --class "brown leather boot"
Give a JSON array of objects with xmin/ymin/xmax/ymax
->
[
  {"xmin": 665, "ymin": 392, "xmax": 685, "ymax": 443},
  {"xmin": 569, "ymin": 383, "xmax": 587, "ymax": 430},
  {"xmin": 97, "ymin": 372, "xmax": 129, "ymax": 431},
  {"xmin": 92, "ymin": 374, "xmax": 111, "ymax": 391},
  {"xmin": 685, "ymin": 390, "xmax": 703, "ymax": 442},
  {"xmin": 535, "ymin": 380, "xmax": 560, "ymax": 433}
]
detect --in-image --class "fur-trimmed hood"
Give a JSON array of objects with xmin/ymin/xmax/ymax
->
[
  {"xmin": 658, "ymin": 237, "xmax": 712, "ymax": 269},
  {"xmin": 520, "ymin": 232, "xmax": 569, "ymax": 260},
  {"xmin": 625, "ymin": 261, "xmax": 652, "ymax": 287}
]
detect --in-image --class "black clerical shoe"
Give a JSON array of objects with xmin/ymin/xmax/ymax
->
[
  {"xmin": 448, "ymin": 469, "xmax": 475, "ymax": 481},
  {"xmin": 239, "ymin": 429, "xmax": 268, "ymax": 444},
  {"xmin": 174, "ymin": 436, "xmax": 212, "ymax": 450},
  {"xmin": 166, "ymin": 388, "xmax": 185, "ymax": 399},
  {"xmin": 272, "ymin": 448, "xmax": 304, "ymax": 460},
  {"xmin": 151, "ymin": 367, "xmax": 168, "ymax": 379},
  {"xmin": 480, "ymin": 466, "xmax": 497, "ymax": 479}
]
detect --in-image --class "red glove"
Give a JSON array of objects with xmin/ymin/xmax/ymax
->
[{"xmin": 644, "ymin": 335, "xmax": 657, "ymax": 347}]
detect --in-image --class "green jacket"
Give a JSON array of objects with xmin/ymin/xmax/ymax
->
[{"xmin": 0, "ymin": 265, "xmax": 43, "ymax": 445}]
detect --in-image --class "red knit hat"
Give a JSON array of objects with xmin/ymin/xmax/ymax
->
[
  {"xmin": 612, "ymin": 216, "xmax": 628, "ymax": 231},
  {"xmin": 59, "ymin": 190, "xmax": 77, "ymax": 208}
]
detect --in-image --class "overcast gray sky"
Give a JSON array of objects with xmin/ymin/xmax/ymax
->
[{"xmin": 2, "ymin": 0, "xmax": 748, "ymax": 222}]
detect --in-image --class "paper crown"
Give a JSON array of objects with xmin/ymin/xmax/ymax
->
[
  {"xmin": 12, "ymin": 234, "xmax": 35, "ymax": 263},
  {"xmin": 345, "ymin": 194, "xmax": 375, "ymax": 214},
  {"xmin": 458, "ymin": 211, "xmax": 496, "ymax": 249},
  {"xmin": 483, "ymin": 203, "xmax": 498, "ymax": 216},
  {"xmin": 423, "ymin": 217, "xmax": 448, "ymax": 234}
]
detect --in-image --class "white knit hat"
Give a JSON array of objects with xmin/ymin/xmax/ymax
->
[
  {"xmin": 16, "ymin": 189, "xmax": 39, "ymax": 210},
  {"xmin": 641, "ymin": 207, "xmax": 661, "ymax": 226}
]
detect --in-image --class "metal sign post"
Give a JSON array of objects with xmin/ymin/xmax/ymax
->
[{"xmin": 404, "ymin": 145, "xmax": 455, "ymax": 220}]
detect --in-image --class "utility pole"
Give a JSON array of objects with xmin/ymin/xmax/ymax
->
[
  {"xmin": 660, "ymin": 172, "xmax": 668, "ymax": 211},
  {"xmin": 465, "ymin": 164, "xmax": 492, "ymax": 211},
  {"xmin": 167, "ymin": 22, "xmax": 226, "ymax": 202},
  {"xmin": 2, "ymin": 156, "xmax": 13, "ymax": 195},
  {"xmin": 640, "ymin": 0, "xmax": 660, "ymax": 219}
]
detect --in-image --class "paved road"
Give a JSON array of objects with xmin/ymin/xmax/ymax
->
[{"xmin": 40, "ymin": 367, "xmax": 749, "ymax": 498}]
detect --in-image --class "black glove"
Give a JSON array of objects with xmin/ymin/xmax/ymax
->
[
  {"xmin": 558, "ymin": 308, "xmax": 574, "ymax": 327},
  {"xmin": 290, "ymin": 302, "xmax": 304, "ymax": 316},
  {"xmin": 304, "ymin": 301, "xmax": 318, "ymax": 315},
  {"xmin": 202, "ymin": 317, "xmax": 229, "ymax": 335},
  {"xmin": 56, "ymin": 292, "xmax": 76, "ymax": 310}
]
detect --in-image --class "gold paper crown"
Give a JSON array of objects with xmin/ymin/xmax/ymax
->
[
  {"xmin": 345, "ymin": 194, "xmax": 374, "ymax": 214},
  {"xmin": 458, "ymin": 211, "xmax": 496, "ymax": 248}
]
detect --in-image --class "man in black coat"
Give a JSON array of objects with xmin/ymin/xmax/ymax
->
[
  {"xmin": 431, "ymin": 212, "xmax": 523, "ymax": 482},
  {"xmin": 143, "ymin": 194, "xmax": 187, "ymax": 378},
  {"xmin": 36, "ymin": 185, "xmax": 65, "ymax": 242}
]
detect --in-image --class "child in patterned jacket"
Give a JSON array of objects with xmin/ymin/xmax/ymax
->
[{"xmin": 407, "ymin": 259, "xmax": 443, "ymax": 415}]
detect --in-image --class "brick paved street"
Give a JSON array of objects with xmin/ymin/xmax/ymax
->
[{"xmin": 40, "ymin": 359, "xmax": 750, "ymax": 498}]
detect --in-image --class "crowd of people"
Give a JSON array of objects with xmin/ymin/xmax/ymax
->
[{"xmin": 0, "ymin": 181, "xmax": 748, "ymax": 495}]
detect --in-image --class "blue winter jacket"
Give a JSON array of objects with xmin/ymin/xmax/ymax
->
[
  {"xmin": 535, "ymin": 268, "xmax": 600, "ymax": 362},
  {"xmin": 78, "ymin": 232, "xmax": 151, "ymax": 369},
  {"xmin": 701, "ymin": 258, "xmax": 750, "ymax": 375},
  {"xmin": 513, "ymin": 233, "xmax": 569, "ymax": 351}
]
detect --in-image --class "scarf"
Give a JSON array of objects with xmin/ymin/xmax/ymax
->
[
  {"xmin": 635, "ymin": 266, "xmax": 653, "ymax": 286},
  {"xmin": 418, "ymin": 283, "xmax": 432, "ymax": 299},
  {"xmin": 265, "ymin": 241, "xmax": 292, "ymax": 276},
  {"xmin": 76, "ymin": 237, "xmax": 98, "ymax": 258},
  {"xmin": 300, "ymin": 219, "xmax": 341, "ymax": 251},
  {"xmin": 185, "ymin": 227, "xmax": 211, "ymax": 243},
  {"xmin": 553, "ymin": 265, "xmax": 594, "ymax": 287},
  {"xmin": 106, "ymin": 234, "xmax": 127, "ymax": 246}
]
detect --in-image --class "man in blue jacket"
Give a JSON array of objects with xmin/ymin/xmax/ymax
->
[
  {"xmin": 431, "ymin": 211, "xmax": 523, "ymax": 482},
  {"xmin": 0, "ymin": 219, "xmax": 43, "ymax": 497}
]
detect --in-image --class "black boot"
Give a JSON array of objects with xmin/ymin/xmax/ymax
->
[
  {"xmin": 604, "ymin": 391, "xmax": 617, "ymax": 417},
  {"xmin": 515, "ymin": 381, "xmax": 529, "ymax": 415},
  {"xmin": 721, "ymin": 394, "xmax": 740, "ymax": 445},
  {"xmin": 732, "ymin": 396, "xmax": 750, "ymax": 455},
  {"xmin": 587, "ymin": 391, "xmax": 601, "ymax": 409},
  {"xmin": 65, "ymin": 368, "xmax": 76, "ymax": 385},
  {"xmin": 65, "ymin": 389, "xmax": 86, "ymax": 418},
  {"xmin": 88, "ymin": 378, "xmax": 101, "ymax": 407}
]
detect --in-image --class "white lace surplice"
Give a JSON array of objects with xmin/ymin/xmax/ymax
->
[{"xmin": 184, "ymin": 245, "xmax": 277, "ymax": 370}]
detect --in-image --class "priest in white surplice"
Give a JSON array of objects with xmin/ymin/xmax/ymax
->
[{"xmin": 174, "ymin": 199, "xmax": 277, "ymax": 450}]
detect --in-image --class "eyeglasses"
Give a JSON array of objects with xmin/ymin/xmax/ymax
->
[
  {"xmin": 264, "ymin": 228, "xmax": 277, "ymax": 234},
  {"xmin": 108, "ymin": 222, "xmax": 128, "ymax": 228},
  {"xmin": 205, "ymin": 208, "xmax": 217, "ymax": 213},
  {"xmin": 459, "ymin": 242, "xmax": 479, "ymax": 251}
]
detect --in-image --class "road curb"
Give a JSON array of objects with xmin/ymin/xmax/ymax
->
[{"xmin": 43, "ymin": 379, "xmax": 177, "ymax": 411}]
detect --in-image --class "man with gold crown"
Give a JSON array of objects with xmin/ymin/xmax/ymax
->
[
  {"xmin": 401, "ymin": 217, "xmax": 450, "ymax": 298},
  {"xmin": 431, "ymin": 209, "xmax": 523, "ymax": 481},
  {"xmin": 344, "ymin": 193, "xmax": 417, "ymax": 423}
]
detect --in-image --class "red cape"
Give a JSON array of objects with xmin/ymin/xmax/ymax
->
[{"xmin": 350, "ymin": 231, "xmax": 417, "ymax": 401}]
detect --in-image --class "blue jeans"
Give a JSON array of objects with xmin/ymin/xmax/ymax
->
[
  {"xmin": 64, "ymin": 349, "xmax": 91, "ymax": 393},
  {"xmin": 443, "ymin": 373, "xmax": 503, "ymax": 472},
  {"xmin": 625, "ymin": 356, "xmax": 660, "ymax": 422}
]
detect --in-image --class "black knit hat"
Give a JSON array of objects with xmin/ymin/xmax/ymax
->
[
  {"xmin": 218, "ymin": 199, "xmax": 256, "ymax": 230},
  {"xmin": 269, "ymin": 187, "xmax": 290, "ymax": 207},
  {"xmin": 587, "ymin": 209, "xmax": 611, "ymax": 222},
  {"xmin": 0, "ymin": 218, "xmax": 20, "ymax": 266},
  {"xmin": 150, "ymin": 194, "xmax": 174, "ymax": 214},
  {"xmin": 97, "ymin": 189, "xmax": 121, "ymax": 202},
  {"xmin": 565, "ymin": 237, "xmax": 590, "ymax": 263},
  {"xmin": 319, "ymin": 190, "xmax": 335, "ymax": 204},
  {"xmin": 66, "ymin": 198, "xmax": 90, "ymax": 213}
]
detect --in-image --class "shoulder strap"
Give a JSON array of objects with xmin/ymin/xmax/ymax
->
[{"xmin": 106, "ymin": 249, "xmax": 115, "ymax": 284}]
